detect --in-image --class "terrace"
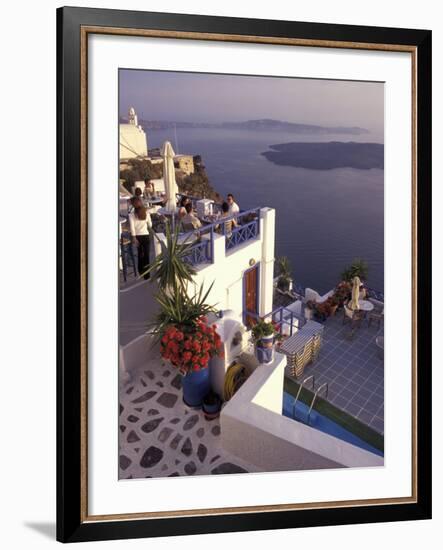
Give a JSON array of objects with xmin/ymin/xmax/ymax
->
[
  {"xmin": 166, "ymin": 207, "xmax": 262, "ymax": 267},
  {"xmin": 119, "ymin": 330, "xmax": 261, "ymax": 479},
  {"xmin": 119, "ymin": 200, "xmax": 262, "ymax": 288},
  {"xmin": 118, "ymin": 279, "xmax": 384, "ymax": 479},
  {"xmin": 244, "ymin": 287, "xmax": 384, "ymax": 435},
  {"xmin": 284, "ymin": 312, "xmax": 384, "ymax": 435},
  {"xmin": 118, "ymin": 191, "xmax": 384, "ymax": 478}
]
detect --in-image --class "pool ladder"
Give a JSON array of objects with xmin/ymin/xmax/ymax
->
[{"xmin": 292, "ymin": 375, "xmax": 329, "ymax": 425}]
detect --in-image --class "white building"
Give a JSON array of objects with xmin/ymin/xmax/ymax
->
[
  {"xmin": 154, "ymin": 207, "xmax": 276, "ymax": 325},
  {"xmin": 120, "ymin": 201, "xmax": 384, "ymax": 472},
  {"xmin": 119, "ymin": 107, "xmax": 148, "ymax": 160}
]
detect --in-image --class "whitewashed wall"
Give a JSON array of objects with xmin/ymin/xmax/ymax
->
[
  {"xmin": 221, "ymin": 353, "xmax": 384, "ymax": 471},
  {"xmin": 189, "ymin": 207, "xmax": 276, "ymax": 320},
  {"xmin": 119, "ymin": 123, "xmax": 148, "ymax": 159}
]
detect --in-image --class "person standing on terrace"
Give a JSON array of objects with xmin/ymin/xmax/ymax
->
[
  {"xmin": 227, "ymin": 193, "xmax": 240, "ymax": 218},
  {"xmin": 129, "ymin": 197, "xmax": 152, "ymax": 280}
]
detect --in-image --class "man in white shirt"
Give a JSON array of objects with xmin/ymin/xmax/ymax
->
[{"xmin": 227, "ymin": 193, "xmax": 240, "ymax": 217}]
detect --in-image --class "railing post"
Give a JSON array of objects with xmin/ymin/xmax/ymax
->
[{"xmin": 209, "ymin": 225, "xmax": 214, "ymax": 263}]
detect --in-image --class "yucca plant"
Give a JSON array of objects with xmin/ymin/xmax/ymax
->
[
  {"xmin": 152, "ymin": 282, "xmax": 217, "ymax": 338},
  {"xmin": 142, "ymin": 221, "xmax": 197, "ymax": 293}
]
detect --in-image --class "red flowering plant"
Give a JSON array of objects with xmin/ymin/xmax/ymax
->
[
  {"xmin": 160, "ymin": 319, "xmax": 223, "ymax": 375},
  {"xmin": 153, "ymin": 282, "xmax": 224, "ymax": 375}
]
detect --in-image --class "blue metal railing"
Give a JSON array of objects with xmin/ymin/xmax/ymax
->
[
  {"xmin": 176, "ymin": 207, "xmax": 261, "ymax": 266},
  {"xmin": 245, "ymin": 306, "xmax": 306, "ymax": 336},
  {"xmin": 221, "ymin": 208, "xmax": 261, "ymax": 251},
  {"xmin": 180, "ymin": 225, "xmax": 214, "ymax": 267}
]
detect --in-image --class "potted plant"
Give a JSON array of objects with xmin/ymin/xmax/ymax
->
[
  {"xmin": 251, "ymin": 318, "xmax": 282, "ymax": 364},
  {"xmin": 276, "ymin": 256, "xmax": 292, "ymax": 292},
  {"xmin": 326, "ymin": 295, "xmax": 340, "ymax": 317},
  {"xmin": 333, "ymin": 280, "xmax": 352, "ymax": 308},
  {"xmin": 340, "ymin": 258, "xmax": 369, "ymax": 284},
  {"xmin": 154, "ymin": 283, "xmax": 224, "ymax": 408},
  {"xmin": 312, "ymin": 301, "xmax": 328, "ymax": 322}
]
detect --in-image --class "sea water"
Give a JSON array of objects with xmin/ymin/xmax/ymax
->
[{"xmin": 148, "ymin": 128, "xmax": 384, "ymax": 294}]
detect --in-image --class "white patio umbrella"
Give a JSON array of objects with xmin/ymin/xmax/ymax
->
[
  {"xmin": 350, "ymin": 276, "xmax": 361, "ymax": 310},
  {"xmin": 161, "ymin": 141, "xmax": 178, "ymax": 213}
]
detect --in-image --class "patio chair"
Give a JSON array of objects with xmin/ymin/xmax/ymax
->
[
  {"xmin": 342, "ymin": 304, "xmax": 365, "ymax": 328},
  {"xmin": 223, "ymin": 219, "xmax": 234, "ymax": 237}
]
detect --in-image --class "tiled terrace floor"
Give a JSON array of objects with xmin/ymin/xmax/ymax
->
[
  {"xmin": 285, "ymin": 313, "xmax": 384, "ymax": 434},
  {"xmin": 119, "ymin": 348, "xmax": 260, "ymax": 480}
]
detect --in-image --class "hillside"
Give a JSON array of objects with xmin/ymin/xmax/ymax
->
[
  {"xmin": 261, "ymin": 141, "xmax": 384, "ymax": 170},
  {"xmin": 122, "ymin": 118, "xmax": 369, "ymax": 135}
]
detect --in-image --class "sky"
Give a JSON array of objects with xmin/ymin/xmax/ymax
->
[{"xmin": 119, "ymin": 69, "xmax": 384, "ymax": 134}]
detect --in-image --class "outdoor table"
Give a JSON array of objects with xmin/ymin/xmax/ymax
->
[
  {"xmin": 349, "ymin": 300, "xmax": 374, "ymax": 312},
  {"xmin": 145, "ymin": 197, "xmax": 164, "ymax": 207},
  {"xmin": 200, "ymin": 214, "xmax": 221, "ymax": 224},
  {"xmin": 156, "ymin": 207, "xmax": 176, "ymax": 217}
]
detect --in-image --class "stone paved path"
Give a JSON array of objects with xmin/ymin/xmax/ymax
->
[{"xmin": 119, "ymin": 348, "xmax": 259, "ymax": 479}]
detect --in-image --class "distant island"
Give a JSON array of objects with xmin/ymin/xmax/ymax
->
[
  {"xmin": 261, "ymin": 141, "xmax": 384, "ymax": 170},
  {"xmin": 119, "ymin": 117, "xmax": 369, "ymax": 136}
]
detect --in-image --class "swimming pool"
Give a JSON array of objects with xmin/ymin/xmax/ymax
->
[{"xmin": 282, "ymin": 392, "xmax": 384, "ymax": 457}]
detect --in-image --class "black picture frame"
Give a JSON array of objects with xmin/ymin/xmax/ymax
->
[{"xmin": 57, "ymin": 6, "xmax": 432, "ymax": 543}]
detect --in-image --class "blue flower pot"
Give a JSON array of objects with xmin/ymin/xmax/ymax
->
[
  {"xmin": 182, "ymin": 368, "xmax": 211, "ymax": 408},
  {"xmin": 260, "ymin": 334, "xmax": 275, "ymax": 349},
  {"xmin": 255, "ymin": 345, "xmax": 274, "ymax": 364}
]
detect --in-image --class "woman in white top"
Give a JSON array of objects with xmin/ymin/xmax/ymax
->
[{"xmin": 129, "ymin": 198, "xmax": 153, "ymax": 280}]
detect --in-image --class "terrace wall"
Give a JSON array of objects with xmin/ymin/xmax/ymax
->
[
  {"xmin": 220, "ymin": 352, "xmax": 384, "ymax": 471},
  {"xmin": 188, "ymin": 207, "xmax": 275, "ymax": 322}
]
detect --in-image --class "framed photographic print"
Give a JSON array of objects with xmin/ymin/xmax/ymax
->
[{"xmin": 57, "ymin": 6, "xmax": 432, "ymax": 543}]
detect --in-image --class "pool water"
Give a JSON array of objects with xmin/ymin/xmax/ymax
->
[{"xmin": 282, "ymin": 392, "xmax": 384, "ymax": 457}]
